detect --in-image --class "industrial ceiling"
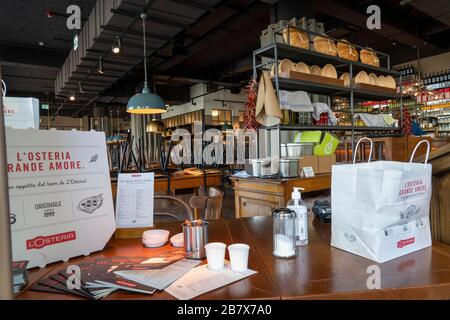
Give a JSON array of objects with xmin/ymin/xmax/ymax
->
[{"xmin": 0, "ymin": 0, "xmax": 449, "ymax": 117}]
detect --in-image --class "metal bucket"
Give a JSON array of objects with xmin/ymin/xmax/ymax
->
[{"xmin": 182, "ymin": 220, "xmax": 209, "ymax": 259}]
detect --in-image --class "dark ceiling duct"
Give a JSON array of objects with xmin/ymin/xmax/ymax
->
[
  {"xmin": 54, "ymin": 0, "xmax": 221, "ymax": 106},
  {"xmin": 405, "ymin": 0, "xmax": 450, "ymax": 26}
]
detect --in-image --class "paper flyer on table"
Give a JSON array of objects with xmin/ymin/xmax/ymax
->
[
  {"xmin": 165, "ymin": 262, "xmax": 257, "ymax": 300},
  {"xmin": 114, "ymin": 258, "xmax": 201, "ymax": 290}
]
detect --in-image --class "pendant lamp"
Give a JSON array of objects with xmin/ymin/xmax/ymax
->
[
  {"xmin": 127, "ymin": 13, "xmax": 166, "ymax": 114},
  {"xmin": 146, "ymin": 118, "xmax": 165, "ymax": 133}
]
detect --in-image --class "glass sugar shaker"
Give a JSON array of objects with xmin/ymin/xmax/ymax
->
[{"xmin": 272, "ymin": 208, "xmax": 297, "ymax": 258}]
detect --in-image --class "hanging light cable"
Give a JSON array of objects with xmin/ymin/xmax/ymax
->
[{"xmin": 97, "ymin": 57, "xmax": 104, "ymax": 74}]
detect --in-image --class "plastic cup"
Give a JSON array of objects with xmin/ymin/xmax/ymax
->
[
  {"xmin": 228, "ymin": 244, "xmax": 250, "ymax": 272},
  {"xmin": 205, "ymin": 242, "xmax": 226, "ymax": 271}
]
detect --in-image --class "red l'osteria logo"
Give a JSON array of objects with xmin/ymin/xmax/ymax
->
[
  {"xmin": 26, "ymin": 231, "xmax": 76, "ymax": 250},
  {"xmin": 397, "ymin": 237, "xmax": 415, "ymax": 248}
]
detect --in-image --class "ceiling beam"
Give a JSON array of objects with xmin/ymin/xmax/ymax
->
[
  {"xmin": 171, "ymin": 0, "xmax": 215, "ymax": 11},
  {"xmin": 111, "ymin": 8, "xmax": 189, "ymax": 29},
  {"xmin": 80, "ymin": 57, "xmax": 137, "ymax": 66},
  {"xmin": 87, "ymin": 48, "xmax": 144, "ymax": 61},
  {"xmin": 0, "ymin": 44, "xmax": 66, "ymax": 68},
  {"xmin": 150, "ymin": 1, "xmax": 267, "ymax": 72},
  {"xmin": 101, "ymin": 25, "xmax": 172, "ymax": 42},
  {"xmin": 313, "ymin": 0, "xmax": 442, "ymax": 50},
  {"xmin": 91, "ymin": 38, "xmax": 159, "ymax": 51}
]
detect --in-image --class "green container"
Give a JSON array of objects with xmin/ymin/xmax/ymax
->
[
  {"xmin": 294, "ymin": 131, "xmax": 322, "ymax": 143},
  {"xmin": 314, "ymin": 132, "xmax": 339, "ymax": 156}
]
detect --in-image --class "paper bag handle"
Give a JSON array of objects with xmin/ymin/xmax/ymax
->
[
  {"xmin": 409, "ymin": 140, "xmax": 430, "ymax": 166},
  {"xmin": 353, "ymin": 137, "xmax": 373, "ymax": 164},
  {"xmin": 1, "ymin": 79, "xmax": 6, "ymax": 98}
]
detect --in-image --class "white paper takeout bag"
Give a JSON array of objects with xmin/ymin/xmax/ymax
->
[{"xmin": 331, "ymin": 138, "xmax": 432, "ymax": 263}]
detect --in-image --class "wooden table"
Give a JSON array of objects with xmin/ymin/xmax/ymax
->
[
  {"xmin": 16, "ymin": 220, "xmax": 278, "ymax": 300},
  {"xmin": 242, "ymin": 216, "xmax": 450, "ymax": 299},
  {"xmin": 231, "ymin": 175, "xmax": 331, "ymax": 218},
  {"xmin": 111, "ymin": 172, "xmax": 222, "ymax": 197},
  {"xmin": 16, "ymin": 217, "xmax": 450, "ymax": 300}
]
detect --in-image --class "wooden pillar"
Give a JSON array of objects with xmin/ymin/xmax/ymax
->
[
  {"xmin": 0, "ymin": 64, "xmax": 14, "ymax": 299},
  {"xmin": 417, "ymin": 144, "xmax": 450, "ymax": 244}
]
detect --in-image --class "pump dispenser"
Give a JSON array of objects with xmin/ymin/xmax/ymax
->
[{"xmin": 287, "ymin": 187, "xmax": 308, "ymax": 245}]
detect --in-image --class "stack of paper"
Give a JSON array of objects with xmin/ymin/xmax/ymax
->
[
  {"xmin": 165, "ymin": 262, "xmax": 257, "ymax": 300},
  {"xmin": 13, "ymin": 260, "xmax": 29, "ymax": 294},
  {"xmin": 29, "ymin": 252, "xmax": 185, "ymax": 299},
  {"xmin": 115, "ymin": 259, "xmax": 201, "ymax": 290}
]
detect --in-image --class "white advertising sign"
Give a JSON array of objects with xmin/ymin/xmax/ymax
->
[
  {"xmin": 115, "ymin": 173, "xmax": 154, "ymax": 228},
  {"xmin": 3, "ymin": 97, "xmax": 40, "ymax": 129},
  {"xmin": 6, "ymin": 128, "xmax": 116, "ymax": 268}
]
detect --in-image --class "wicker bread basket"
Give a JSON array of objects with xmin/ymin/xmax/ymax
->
[
  {"xmin": 321, "ymin": 64, "xmax": 337, "ymax": 78},
  {"xmin": 309, "ymin": 65, "xmax": 321, "ymax": 75},
  {"xmin": 355, "ymin": 71, "xmax": 370, "ymax": 84},
  {"xmin": 337, "ymin": 40, "xmax": 359, "ymax": 62},
  {"xmin": 340, "ymin": 72, "xmax": 350, "ymax": 87},
  {"xmin": 369, "ymin": 73, "xmax": 378, "ymax": 86},
  {"xmin": 385, "ymin": 75, "xmax": 397, "ymax": 89},
  {"xmin": 313, "ymin": 35, "xmax": 337, "ymax": 56},
  {"xmin": 270, "ymin": 59, "xmax": 295, "ymax": 77},
  {"xmin": 360, "ymin": 48, "xmax": 380, "ymax": 67},
  {"xmin": 295, "ymin": 62, "xmax": 310, "ymax": 73},
  {"xmin": 283, "ymin": 28, "xmax": 309, "ymax": 49}
]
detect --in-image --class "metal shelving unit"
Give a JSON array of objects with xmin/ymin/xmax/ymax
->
[{"xmin": 252, "ymin": 24, "xmax": 404, "ymax": 152}]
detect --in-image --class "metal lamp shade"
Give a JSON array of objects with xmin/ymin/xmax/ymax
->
[
  {"xmin": 126, "ymin": 85, "xmax": 166, "ymax": 114},
  {"xmin": 146, "ymin": 119, "xmax": 165, "ymax": 133}
]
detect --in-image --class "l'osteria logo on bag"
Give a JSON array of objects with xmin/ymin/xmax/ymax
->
[
  {"xmin": 399, "ymin": 178, "xmax": 427, "ymax": 197},
  {"xmin": 397, "ymin": 237, "xmax": 415, "ymax": 248},
  {"xmin": 26, "ymin": 231, "xmax": 76, "ymax": 250}
]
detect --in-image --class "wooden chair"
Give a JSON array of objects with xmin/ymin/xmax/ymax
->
[
  {"xmin": 154, "ymin": 195, "xmax": 193, "ymax": 221},
  {"xmin": 189, "ymin": 187, "xmax": 223, "ymax": 220}
]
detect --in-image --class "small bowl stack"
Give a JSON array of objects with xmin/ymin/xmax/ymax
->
[
  {"xmin": 170, "ymin": 233, "xmax": 184, "ymax": 247},
  {"xmin": 142, "ymin": 229, "xmax": 170, "ymax": 248}
]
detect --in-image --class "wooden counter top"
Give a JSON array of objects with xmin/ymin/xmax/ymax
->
[
  {"xmin": 16, "ymin": 216, "xmax": 450, "ymax": 300},
  {"xmin": 231, "ymin": 174, "xmax": 331, "ymax": 218},
  {"xmin": 242, "ymin": 216, "xmax": 450, "ymax": 300},
  {"xmin": 230, "ymin": 174, "xmax": 330, "ymax": 184}
]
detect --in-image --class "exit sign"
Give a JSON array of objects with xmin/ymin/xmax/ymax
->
[{"xmin": 41, "ymin": 104, "xmax": 49, "ymax": 110}]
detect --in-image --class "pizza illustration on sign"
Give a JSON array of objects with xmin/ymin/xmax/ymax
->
[{"xmin": 77, "ymin": 194, "xmax": 103, "ymax": 214}]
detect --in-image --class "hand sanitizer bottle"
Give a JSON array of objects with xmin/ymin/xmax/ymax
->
[{"xmin": 287, "ymin": 187, "xmax": 308, "ymax": 246}]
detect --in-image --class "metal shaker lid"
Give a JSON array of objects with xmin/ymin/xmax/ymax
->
[{"xmin": 272, "ymin": 208, "xmax": 296, "ymax": 219}]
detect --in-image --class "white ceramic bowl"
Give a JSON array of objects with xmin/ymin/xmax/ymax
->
[
  {"xmin": 142, "ymin": 229, "xmax": 169, "ymax": 248},
  {"xmin": 170, "ymin": 233, "xmax": 184, "ymax": 247},
  {"xmin": 142, "ymin": 239, "xmax": 167, "ymax": 248},
  {"xmin": 142, "ymin": 229, "xmax": 169, "ymax": 240}
]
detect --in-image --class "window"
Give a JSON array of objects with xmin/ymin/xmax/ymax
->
[{"xmin": 211, "ymin": 109, "xmax": 232, "ymax": 125}]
